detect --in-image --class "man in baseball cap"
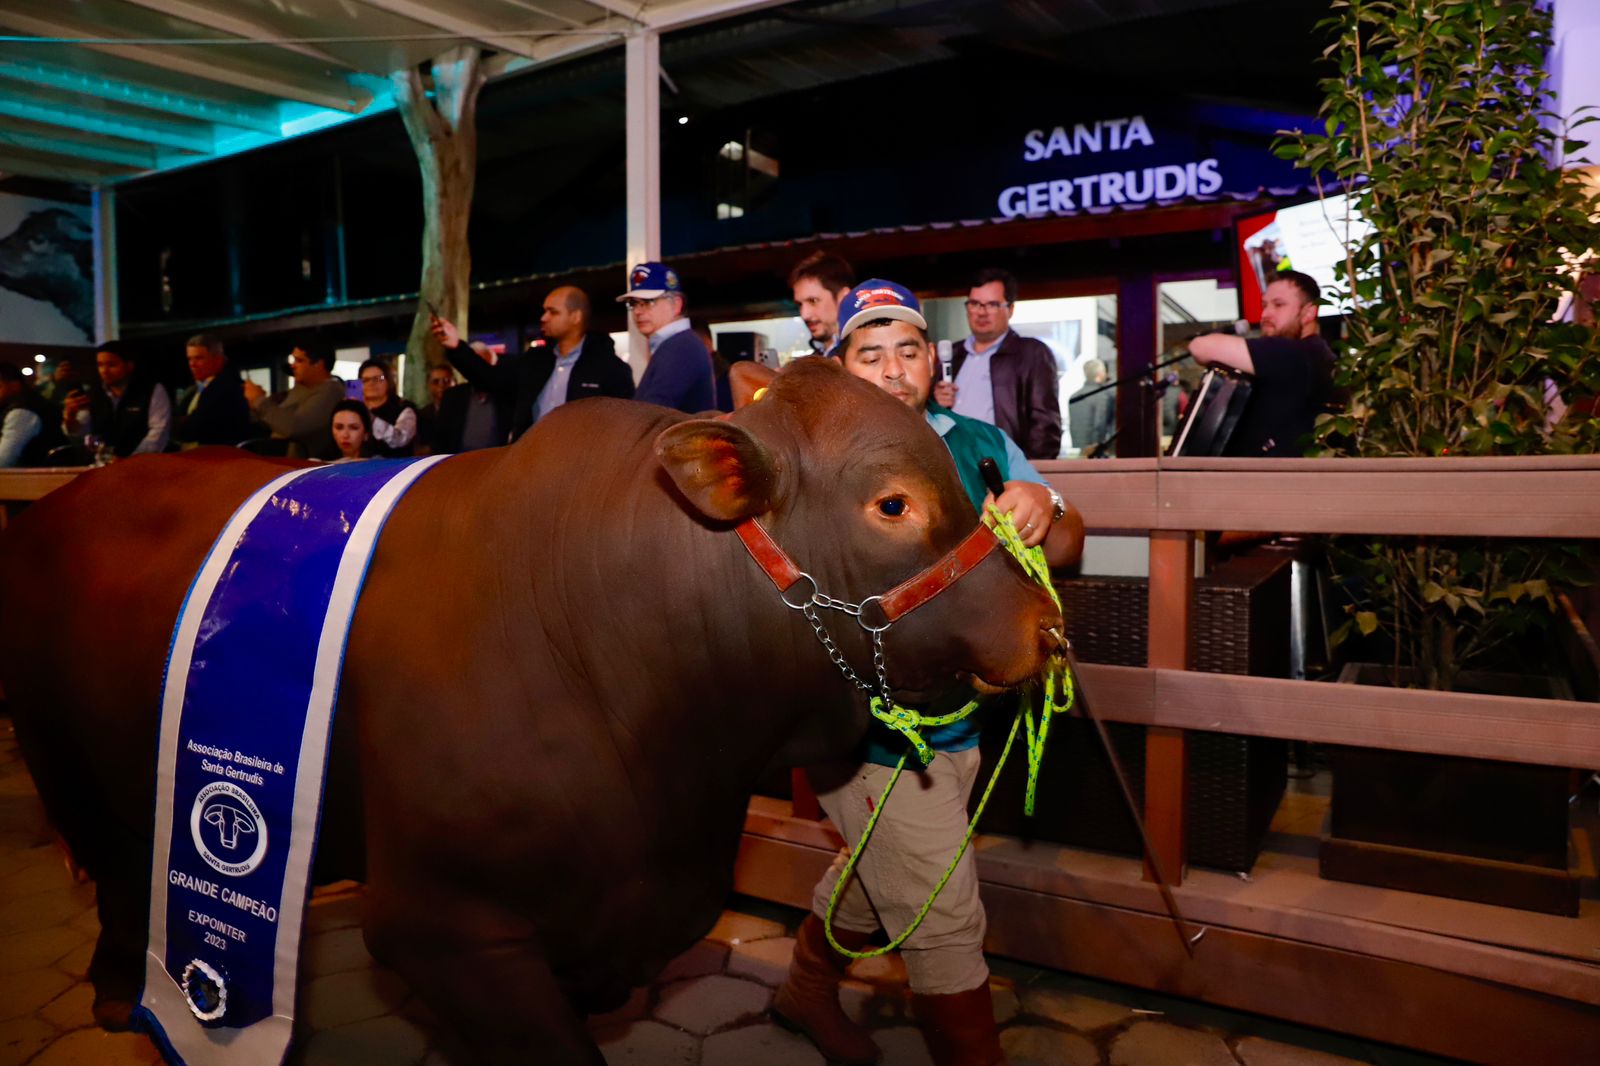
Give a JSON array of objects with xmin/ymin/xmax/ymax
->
[
  {"xmin": 772, "ymin": 277, "xmax": 1082, "ymax": 1066},
  {"xmin": 618, "ymin": 262, "xmax": 715, "ymax": 413}
]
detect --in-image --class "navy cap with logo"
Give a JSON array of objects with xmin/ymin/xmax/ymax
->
[
  {"xmin": 617, "ymin": 261, "xmax": 683, "ymax": 302},
  {"xmin": 836, "ymin": 279, "xmax": 928, "ymax": 345}
]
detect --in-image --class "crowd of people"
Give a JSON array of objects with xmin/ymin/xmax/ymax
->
[
  {"xmin": 2, "ymin": 251, "xmax": 1154, "ymax": 470},
  {"xmin": 0, "ymin": 250, "xmax": 1341, "ymax": 473}
]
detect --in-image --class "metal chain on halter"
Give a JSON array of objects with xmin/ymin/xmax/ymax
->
[
  {"xmin": 798, "ymin": 600, "xmax": 875, "ymax": 696},
  {"xmin": 788, "ymin": 577, "xmax": 965, "ymax": 762}
]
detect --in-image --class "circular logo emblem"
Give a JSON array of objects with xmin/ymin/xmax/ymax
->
[
  {"xmin": 189, "ymin": 781, "xmax": 268, "ymax": 878},
  {"xmin": 182, "ymin": 958, "xmax": 228, "ymax": 1021}
]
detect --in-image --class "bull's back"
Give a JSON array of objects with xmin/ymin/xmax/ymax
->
[{"xmin": 0, "ymin": 451, "xmax": 293, "ymax": 868}]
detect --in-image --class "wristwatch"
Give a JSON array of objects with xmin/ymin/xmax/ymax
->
[{"xmin": 1046, "ymin": 486, "xmax": 1066, "ymax": 523}]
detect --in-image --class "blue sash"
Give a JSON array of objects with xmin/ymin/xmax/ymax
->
[{"xmin": 137, "ymin": 456, "xmax": 445, "ymax": 1066}]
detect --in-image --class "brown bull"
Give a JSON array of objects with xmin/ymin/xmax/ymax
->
[{"xmin": 0, "ymin": 357, "xmax": 1061, "ymax": 1065}]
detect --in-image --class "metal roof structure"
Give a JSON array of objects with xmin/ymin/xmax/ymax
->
[
  {"xmin": 0, "ymin": 0, "xmax": 795, "ymax": 185},
  {"xmin": 0, "ymin": 0, "xmax": 1287, "ymax": 187}
]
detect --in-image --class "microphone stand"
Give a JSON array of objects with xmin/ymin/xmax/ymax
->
[{"xmin": 1067, "ymin": 351, "xmax": 1195, "ymax": 405}]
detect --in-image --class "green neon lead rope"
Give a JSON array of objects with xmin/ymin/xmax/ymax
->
[{"xmin": 825, "ymin": 507, "xmax": 1075, "ymax": 960}]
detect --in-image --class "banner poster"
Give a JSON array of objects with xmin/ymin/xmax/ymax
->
[
  {"xmin": 0, "ymin": 191, "xmax": 94, "ymax": 345},
  {"xmin": 136, "ymin": 456, "xmax": 446, "ymax": 1066}
]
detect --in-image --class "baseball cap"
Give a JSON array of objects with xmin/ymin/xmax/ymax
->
[
  {"xmin": 836, "ymin": 279, "xmax": 927, "ymax": 343},
  {"xmin": 617, "ymin": 261, "xmax": 683, "ymax": 302}
]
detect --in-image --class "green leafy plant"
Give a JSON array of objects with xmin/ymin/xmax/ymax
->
[{"xmin": 1279, "ymin": 0, "xmax": 1600, "ymax": 690}]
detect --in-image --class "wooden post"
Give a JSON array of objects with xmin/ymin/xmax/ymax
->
[
  {"xmin": 1145, "ymin": 529, "xmax": 1193, "ymax": 886},
  {"xmin": 623, "ymin": 30, "xmax": 661, "ymax": 377},
  {"xmin": 394, "ymin": 46, "xmax": 485, "ymax": 403},
  {"xmin": 790, "ymin": 769, "xmax": 822, "ymax": 821}
]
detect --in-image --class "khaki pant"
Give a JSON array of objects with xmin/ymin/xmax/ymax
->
[{"xmin": 807, "ymin": 747, "xmax": 989, "ymax": 995}]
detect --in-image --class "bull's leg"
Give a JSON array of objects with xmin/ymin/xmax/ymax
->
[
  {"xmin": 85, "ymin": 831, "xmax": 153, "ymax": 1031},
  {"xmin": 364, "ymin": 883, "xmax": 603, "ymax": 1066}
]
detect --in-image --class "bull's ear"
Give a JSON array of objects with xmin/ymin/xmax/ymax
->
[
  {"xmin": 729, "ymin": 362, "xmax": 778, "ymax": 410},
  {"xmin": 654, "ymin": 420, "xmax": 777, "ymax": 522}
]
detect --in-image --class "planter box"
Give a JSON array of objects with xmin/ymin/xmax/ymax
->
[{"xmin": 1320, "ymin": 663, "xmax": 1584, "ymax": 916}]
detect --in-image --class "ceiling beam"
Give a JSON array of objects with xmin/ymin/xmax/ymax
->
[
  {"xmin": 0, "ymin": 123, "xmax": 159, "ymax": 170},
  {"xmin": 496, "ymin": 0, "xmax": 590, "ymax": 30},
  {"xmin": 580, "ymin": 0, "xmax": 649, "ymax": 22},
  {"xmin": 642, "ymin": 0, "xmax": 792, "ymax": 33},
  {"xmin": 0, "ymin": 95, "xmax": 213, "ymax": 154},
  {"xmin": 0, "ymin": 149, "xmax": 129, "ymax": 185},
  {"xmin": 488, "ymin": 33, "xmax": 619, "ymax": 77},
  {"xmin": 353, "ymin": 0, "xmax": 544, "ymax": 60},
  {"xmin": 115, "ymin": 0, "xmax": 352, "ymax": 69},
  {"xmin": 0, "ymin": 58, "xmax": 282, "ymax": 134},
  {"xmin": 0, "ymin": 11, "xmax": 369, "ymax": 113}
]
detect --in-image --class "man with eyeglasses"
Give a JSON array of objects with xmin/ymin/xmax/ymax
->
[
  {"xmin": 618, "ymin": 262, "xmax": 715, "ymax": 413},
  {"xmin": 936, "ymin": 268, "xmax": 1063, "ymax": 460}
]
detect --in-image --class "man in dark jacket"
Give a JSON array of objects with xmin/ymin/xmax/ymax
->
[
  {"xmin": 618, "ymin": 262, "xmax": 714, "ymax": 413},
  {"xmin": 431, "ymin": 286, "xmax": 633, "ymax": 442},
  {"xmin": 937, "ymin": 268, "xmax": 1063, "ymax": 459},
  {"xmin": 62, "ymin": 343, "xmax": 171, "ymax": 457},
  {"xmin": 417, "ymin": 364, "xmax": 455, "ymax": 454},
  {"xmin": 173, "ymin": 333, "xmax": 252, "ymax": 448}
]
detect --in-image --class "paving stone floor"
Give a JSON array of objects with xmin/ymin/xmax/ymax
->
[{"xmin": 0, "ymin": 718, "xmax": 1458, "ymax": 1065}]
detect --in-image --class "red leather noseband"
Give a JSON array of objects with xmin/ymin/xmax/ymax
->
[
  {"xmin": 875, "ymin": 522, "xmax": 1001, "ymax": 622},
  {"xmin": 734, "ymin": 517, "xmax": 1000, "ymax": 626}
]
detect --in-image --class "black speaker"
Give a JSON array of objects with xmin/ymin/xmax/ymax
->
[{"xmin": 716, "ymin": 331, "xmax": 767, "ymax": 364}]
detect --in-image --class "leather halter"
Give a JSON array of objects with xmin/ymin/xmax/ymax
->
[{"xmin": 734, "ymin": 517, "xmax": 1001, "ymax": 628}]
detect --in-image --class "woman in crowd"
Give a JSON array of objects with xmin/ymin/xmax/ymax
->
[
  {"xmin": 329, "ymin": 399, "xmax": 372, "ymax": 463},
  {"xmin": 358, "ymin": 357, "xmax": 418, "ymax": 456}
]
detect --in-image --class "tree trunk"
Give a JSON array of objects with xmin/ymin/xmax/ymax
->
[{"xmin": 394, "ymin": 46, "xmax": 484, "ymax": 405}]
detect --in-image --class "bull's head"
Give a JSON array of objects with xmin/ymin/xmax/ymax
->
[
  {"xmin": 655, "ymin": 358, "xmax": 1062, "ymax": 720},
  {"xmin": 202, "ymin": 803, "xmax": 257, "ymax": 851}
]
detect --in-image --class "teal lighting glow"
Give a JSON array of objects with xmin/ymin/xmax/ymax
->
[
  {"xmin": 0, "ymin": 58, "xmax": 280, "ymax": 134},
  {"xmin": 144, "ymin": 76, "xmax": 395, "ymax": 179},
  {"xmin": 0, "ymin": 71, "xmax": 395, "ymax": 183}
]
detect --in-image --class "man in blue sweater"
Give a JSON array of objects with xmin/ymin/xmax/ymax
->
[{"xmin": 618, "ymin": 262, "xmax": 715, "ymax": 413}]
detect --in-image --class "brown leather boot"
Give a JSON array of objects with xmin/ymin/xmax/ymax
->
[
  {"xmin": 913, "ymin": 983, "xmax": 1006, "ymax": 1066},
  {"xmin": 772, "ymin": 914, "xmax": 882, "ymax": 1064}
]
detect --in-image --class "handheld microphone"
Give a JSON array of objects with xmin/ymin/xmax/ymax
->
[
  {"xmin": 937, "ymin": 339, "xmax": 953, "ymax": 382},
  {"xmin": 978, "ymin": 457, "xmax": 1006, "ymax": 498}
]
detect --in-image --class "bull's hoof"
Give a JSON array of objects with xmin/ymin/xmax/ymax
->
[{"xmin": 93, "ymin": 995, "xmax": 136, "ymax": 1032}]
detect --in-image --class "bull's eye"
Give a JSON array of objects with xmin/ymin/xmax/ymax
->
[{"xmin": 877, "ymin": 497, "xmax": 907, "ymax": 517}]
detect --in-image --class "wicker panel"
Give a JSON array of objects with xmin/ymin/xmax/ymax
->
[{"xmin": 1003, "ymin": 552, "xmax": 1292, "ymax": 872}]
